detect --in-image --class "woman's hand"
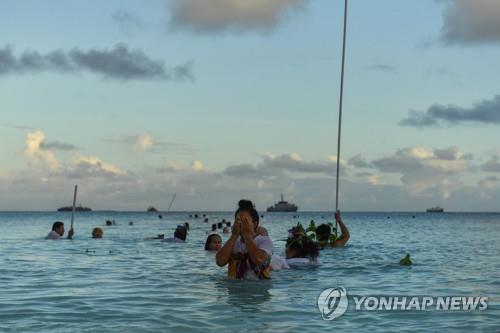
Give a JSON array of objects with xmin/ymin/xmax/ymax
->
[
  {"xmin": 334, "ymin": 210, "xmax": 342, "ymax": 222},
  {"xmin": 240, "ymin": 214, "xmax": 255, "ymax": 238},
  {"xmin": 232, "ymin": 219, "xmax": 241, "ymax": 236}
]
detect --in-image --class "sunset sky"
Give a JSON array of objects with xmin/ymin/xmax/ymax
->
[{"xmin": 2, "ymin": 0, "xmax": 500, "ymax": 211}]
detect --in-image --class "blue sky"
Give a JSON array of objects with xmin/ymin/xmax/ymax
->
[{"xmin": 2, "ymin": 0, "xmax": 500, "ymax": 211}]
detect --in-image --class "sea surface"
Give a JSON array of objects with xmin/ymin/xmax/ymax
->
[{"xmin": 0, "ymin": 211, "xmax": 498, "ymax": 332}]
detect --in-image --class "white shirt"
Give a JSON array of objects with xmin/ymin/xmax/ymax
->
[
  {"xmin": 232, "ymin": 235, "xmax": 273, "ymax": 280},
  {"xmin": 45, "ymin": 231, "xmax": 62, "ymax": 240}
]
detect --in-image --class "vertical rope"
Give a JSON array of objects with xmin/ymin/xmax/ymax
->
[{"xmin": 335, "ymin": 0, "xmax": 348, "ymax": 235}]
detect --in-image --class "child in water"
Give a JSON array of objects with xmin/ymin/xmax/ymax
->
[{"xmin": 205, "ymin": 234, "xmax": 222, "ymax": 251}]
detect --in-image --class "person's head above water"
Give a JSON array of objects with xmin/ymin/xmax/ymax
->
[
  {"xmin": 316, "ymin": 224, "xmax": 332, "ymax": 242},
  {"xmin": 92, "ymin": 227, "xmax": 103, "ymax": 239},
  {"xmin": 204, "ymin": 234, "xmax": 222, "ymax": 251},
  {"xmin": 234, "ymin": 199, "xmax": 259, "ymax": 230},
  {"xmin": 286, "ymin": 235, "xmax": 319, "ymax": 259},
  {"xmin": 174, "ymin": 225, "xmax": 188, "ymax": 241},
  {"xmin": 52, "ymin": 221, "xmax": 65, "ymax": 236}
]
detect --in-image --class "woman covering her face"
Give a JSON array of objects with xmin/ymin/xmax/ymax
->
[{"xmin": 215, "ymin": 200, "xmax": 273, "ymax": 280}]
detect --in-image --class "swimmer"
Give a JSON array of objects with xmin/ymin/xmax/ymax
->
[
  {"xmin": 129, "ymin": 221, "xmax": 134, "ymax": 226},
  {"xmin": 46, "ymin": 221, "xmax": 74, "ymax": 240},
  {"xmin": 92, "ymin": 227, "xmax": 104, "ymax": 239},
  {"xmin": 163, "ymin": 225, "xmax": 188, "ymax": 243},
  {"xmin": 204, "ymin": 234, "xmax": 222, "ymax": 251},
  {"xmin": 216, "ymin": 200, "xmax": 273, "ymax": 280},
  {"xmin": 316, "ymin": 210, "xmax": 350, "ymax": 248},
  {"xmin": 105, "ymin": 220, "xmax": 113, "ymax": 226}
]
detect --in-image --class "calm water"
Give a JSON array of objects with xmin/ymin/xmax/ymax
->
[{"xmin": 0, "ymin": 211, "xmax": 498, "ymax": 332}]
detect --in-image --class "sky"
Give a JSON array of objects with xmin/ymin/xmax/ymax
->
[{"xmin": 1, "ymin": 0, "xmax": 500, "ymax": 211}]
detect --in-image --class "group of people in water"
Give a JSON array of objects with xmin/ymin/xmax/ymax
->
[{"xmin": 46, "ymin": 199, "xmax": 350, "ymax": 280}]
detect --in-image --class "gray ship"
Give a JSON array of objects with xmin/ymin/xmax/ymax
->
[{"xmin": 266, "ymin": 194, "xmax": 298, "ymax": 212}]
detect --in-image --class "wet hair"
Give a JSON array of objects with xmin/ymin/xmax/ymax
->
[
  {"xmin": 226, "ymin": 222, "xmax": 231, "ymax": 227},
  {"xmin": 184, "ymin": 222, "xmax": 190, "ymax": 231},
  {"xmin": 234, "ymin": 199, "xmax": 259, "ymax": 224},
  {"xmin": 52, "ymin": 221, "xmax": 64, "ymax": 231},
  {"xmin": 288, "ymin": 237, "xmax": 319, "ymax": 259},
  {"xmin": 204, "ymin": 234, "xmax": 222, "ymax": 251},
  {"xmin": 316, "ymin": 224, "xmax": 332, "ymax": 242},
  {"xmin": 211, "ymin": 224, "xmax": 217, "ymax": 231},
  {"xmin": 174, "ymin": 225, "xmax": 187, "ymax": 241},
  {"xmin": 217, "ymin": 222, "xmax": 223, "ymax": 229}
]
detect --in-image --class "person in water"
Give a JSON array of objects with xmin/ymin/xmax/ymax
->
[
  {"xmin": 163, "ymin": 225, "xmax": 188, "ymax": 243},
  {"xmin": 92, "ymin": 227, "xmax": 103, "ymax": 239},
  {"xmin": 285, "ymin": 225, "xmax": 320, "ymax": 260},
  {"xmin": 216, "ymin": 200, "xmax": 273, "ymax": 280},
  {"xmin": 46, "ymin": 221, "xmax": 74, "ymax": 240},
  {"xmin": 316, "ymin": 211, "xmax": 350, "ymax": 248},
  {"xmin": 205, "ymin": 234, "xmax": 222, "ymax": 251}
]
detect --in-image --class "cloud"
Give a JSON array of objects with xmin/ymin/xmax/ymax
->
[
  {"xmin": 63, "ymin": 156, "xmax": 130, "ymax": 179},
  {"xmin": 168, "ymin": 0, "xmax": 307, "ymax": 34},
  {"xmin": 482, "ymin": 157, "xmax": 500, "ymax": 172},
  {"xmin": 0, "ymin": 44, "xmax": 194, "ymax": 81},
  {"xmin": 192, "ymin": 160, "xmax": 205, "ymax": 171},
  {"xmin": 348, "ymin": 154, "xmax": 371, "ymax": 168},
  {"xmin": 134, "ymin": 134, "xmax": 155, "ymax": 151},
  {"xmin": 440, "ymin": 0, "xmax": 500, "ymax": 45},
  {"xmin": 40, "ymin": 141, "xmax": 78, "ymax": 151},
  {"xmin": 372, "ymin": 146, "xmax": 472, "ymax": 199},
  {"xmin": 112, "ymin": 9, "xmax": 144, "ymax": 35},
  {"xmin": 399, "ymin": 95, "xmax": 500, "ymax": 128},
  {"xmin": 24, "ymin": 131, "xmax": 61, "ymax": 171},
  {"xmin": 224, "ymin": 153, "xmax": 344, "ymax": 178},
  {"xmin": 104, "ymin": 133, "xmax": 194, "ymax": 154}
]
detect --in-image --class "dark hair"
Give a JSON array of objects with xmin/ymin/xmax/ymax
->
[
  {"xmin": 288, "ymin": 237, "xmax": 319, "ymax": 259},
  {"xmin": 226, "ymin": 222, "xmax": 231, "ymax": 227},
  {"xmin": 234, "ymin": 199, "xmax": 259, "ymax": 224},
  {"xmin": 211, "ymin": 224, "xmax": 217, "ymax": 231},
  {"xmin": 316, "ymin": 224, "xmax": 331, "ymax": 241},
  {"xmin": 52, "ymin": 221, "xmax": 64, "ymax": 231},
  {"xmin": 174, "ymin": 225, "xmax": 187, "ymax": 241},
  {"xmin": 204, "ymin": 234, "xmax": 221, "ymax": 251},
  {"xmin": 184, "ymin": 222, "xmax": 190, "ymax": 231},
  {"xmin": 217, "ymin": 222, "xmax": 223, "ymax": 229}
]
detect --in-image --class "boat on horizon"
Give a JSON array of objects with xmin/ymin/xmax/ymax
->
[
  {"xmin": 426, "ymin": 206, "xmax": 444, "ymax": 213},
  {"xmin": 57, "ymin": 205, "xmax": 92, "ymax": 212},
  {"xmin": 267, "ymin": 194, "xmax": 298, "ymax": 212}
]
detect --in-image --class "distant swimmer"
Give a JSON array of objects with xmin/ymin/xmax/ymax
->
[
  {"xmin": 163, "ymin": 225, "xmax": 188, "ymax": 243},
  {"xmin": 205, "ymin": 234, "xmax": 222, "ymax": 251},
  {"xmin": 46, "ymin": 221, "xmax": 74, "ymax": 240},
  {"xmin": 92, "ymin": 227, "xmax": 103, "ymax": 239},
  {"xmin": 316, "ymin": 211, "xmax": 350, "ymax": 248},
  {"xmin": 216, "ymin": 200, "xmax": 273, "ymax": 280}
]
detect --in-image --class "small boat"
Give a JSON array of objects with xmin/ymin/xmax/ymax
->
[
  {"xmin": 57, "ymin": 205, "xmax": 92, "ymax": 212},
  {"xmin": 147, "ymin": 206, "xmax": 158, "ymax": 212},
  {"xmin": 426, "ymin": 206, "xmax": 444, "ymax": 213},
  {"xmin": 267, "ymin": 194, "xmax": 298, "ymax": 212}
]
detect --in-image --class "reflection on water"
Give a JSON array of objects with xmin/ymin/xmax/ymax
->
[
  {"xmin": 0, "ymin": 211, "xmax": 498, "ymax": 332},
  {"xmin": 216, "ymin": 279, "xmax": 272, "ymax": 311}
]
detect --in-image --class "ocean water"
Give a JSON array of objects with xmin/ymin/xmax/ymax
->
[{"xmin": 0, "ymin": 211, "xmax": 498, "ymax": 332}]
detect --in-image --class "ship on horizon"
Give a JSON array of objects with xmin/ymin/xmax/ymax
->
[
  {"xmin": 426, "ymin": 206, "xmax": 444, "ymax": 213},
  {"xmin": 266, "ymin": 194, "xmax": 298, "ymax": 212}
]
